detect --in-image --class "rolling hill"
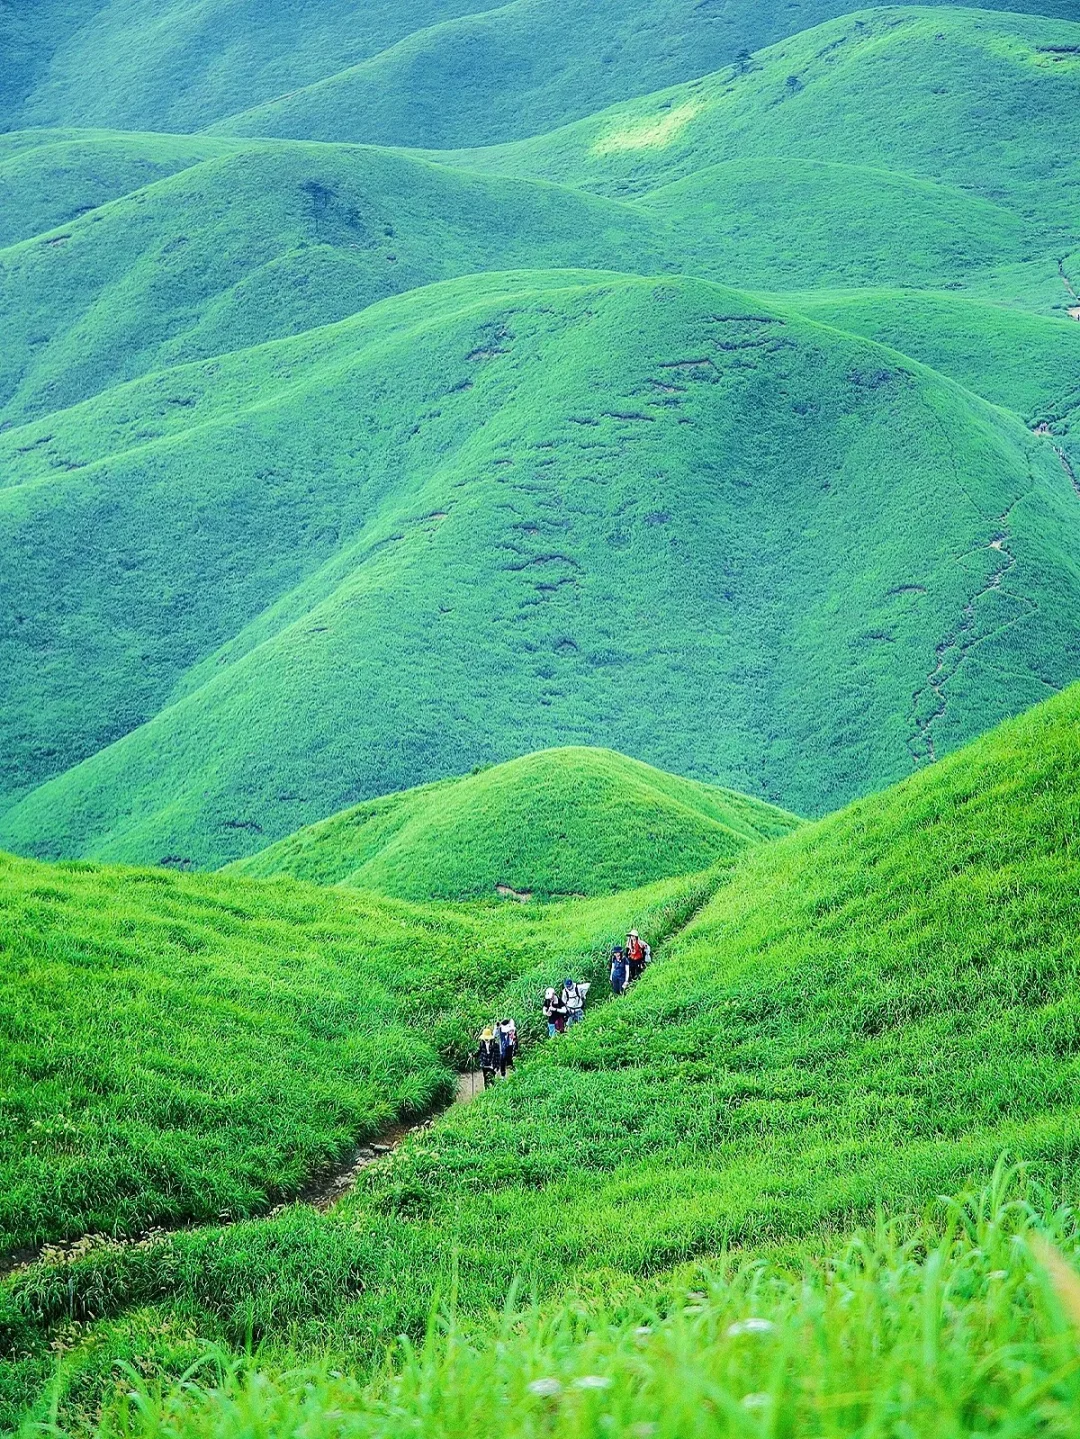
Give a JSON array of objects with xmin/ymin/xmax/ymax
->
[
  {"xmin": 4, "ymin": 0, "xmax": 1073, "ymax": 142},
  {"xmin": 0, "ymin": 140, "xmax": 670, "ymax": 426},
  {"xmin": 232, "ymin": 747, "xmax": 800, "ymax": 900},
  {"xmin": 5, "ymin": 678, "xmax": 1079, "ymax": 1429},
  {"xmin": 448, "ymin": 7, "xmax": 1080, "ymax": 245},
  {"xmin": 0, "ymin": 839, "xmax": 717, "ymax": 1258},
  {"xmin": 3, "ymin": 271, "xmax": 1077, "ymax": 865},
  {"xmin": 0, "ymin": 7, "xmax": 1079, "ymax": 874}
]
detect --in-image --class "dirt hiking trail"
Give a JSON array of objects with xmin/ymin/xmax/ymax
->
[{"xmin": 0, "ymin": 1072, "xmax": 484, "ymax": 1281}]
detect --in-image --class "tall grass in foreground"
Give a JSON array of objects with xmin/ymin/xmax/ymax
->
[{"xmin": 61, "ymin": 1166, "xmax": 1080, "ymax": 1439}]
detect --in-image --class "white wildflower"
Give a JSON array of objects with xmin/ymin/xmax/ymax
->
[
  {"xmin": 527, "ymin": 1378, "xmax": 563, "ymax": 1398},
  {"xmin": 573, "ymin": 1375, "xmax": 613, "ymax": 1391},
  {"xmin": 741, "ymin": 1393, "xmax": 771, "ymax": 1410},
  {"xmin": 726, "ymin": 1317, "xmax": 775, "ymax": 1338}
]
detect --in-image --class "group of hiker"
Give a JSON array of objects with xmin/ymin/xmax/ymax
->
[{"xmin": 474, "ymin": 930, "xmax": 652, "ymax": 1085}]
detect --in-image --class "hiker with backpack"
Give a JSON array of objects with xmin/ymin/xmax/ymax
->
[
  {"xmin": 562, "ymin": 977, "xmax": 586, "ymax": 1025},
  {"xmin": 610, "ymin": 943, "xmax": 628, "ymax": 995},
  {"xmin": 496, "ymin": 1016, "xmax": 517, "ymax": 1075},
  {"xmin": 478, "ymin": 1026, "xmax": 499, "ymax": 1087},
  {"xmin": 626, "ymin": 929, "xmax": 646, "ymax": 983},
  {"xmin": 543, "ymin": 986, "xmax": 568, "ymax": 1036}
]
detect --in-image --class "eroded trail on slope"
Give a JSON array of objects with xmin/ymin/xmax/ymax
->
[
  {"xmin": 0, "ymin": 1073, "xmax": 484, "ymax": 1281},
  {"xmin": 302, "ymin": 1071, "xmax": 484, "ymax": 1211},
  {"xmin": 908, "ymin": 499, "xmax": 1031, "ymax": 767}
]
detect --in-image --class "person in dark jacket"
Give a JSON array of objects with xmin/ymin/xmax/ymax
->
[
  {"xmin": 543, "ymin": 987, "xmax": 568, "ymax": 1036},
  {"xmin": 478, "ymin": 1027, "xmax": 499, "ymax": 1086},
  {"xmin": 610, "ymin": 944, "xmax": 628, "ymax": 995},
  {"xmin": 496, "ymin": 1017, "xmax": 517, "ymax": 1075}
]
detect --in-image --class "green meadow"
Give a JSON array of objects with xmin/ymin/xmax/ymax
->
[
  {"xmin": 0, "ymin": 833, "xmax": 723, "ymax": 1258},
  {"xmin": 4, "ymin": 0, "xmax": 1080, "ymax": 1433},
  {"xmin": 68, "ymin": 1174, "xmax": 1080, "ymax": 1439},
  {"xmin": 3, "ymin": 685, "xmax": 1080, "ymax": 1430}
]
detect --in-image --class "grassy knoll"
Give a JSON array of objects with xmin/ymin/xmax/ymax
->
[
  {"xmin": 3, "ymin": 272, "xmax": 1077, "ymax": 861},
  {"xmin": 0, "ymin": 845, "xmax": 715, "ymax": 1259},
  {"xmin": 0, "ymin": 132, "xmax": 238, "ymax": 249},
  {"xmin": 638, "ymin": 158, "xmax": 1032, "ymax": 294},
  {"xmin": 792, "ymin": 289, "xmax": 1080, "ymax": 478},
  {"xmin": 4, "ymin": 683, "xmax": 1080, "ymax": 1427},
  {"xmin": 233, "ymin": 747, "xmax": 800, "ymax": 900},
  {"xmin": 793, "ymin": 291, "xmax": 1080, "ymax": 418}
]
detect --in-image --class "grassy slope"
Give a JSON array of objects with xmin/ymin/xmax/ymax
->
[
  {"xmin": 445, "ymin": 8, "xmax": 1080, "ymax": 233},
  {"xmin": 5, "ymin": 0, "xmax": 1071, "ymax": 142},
  {"xmin": 2, "ymin": 125, "xmax": 1046, "ymax": 430},
  {"xmin": 3, "ymin": 0, "xmax": 502, "ymax": 134},
  {"xmin": 0, "ymin": 0, "xmax": 106, "ymax": 130},
  {"xmin": 637, "ymin": 158, "xmax": 1032, "ymax": 293},
  {"xmin": 6, "ymin": 682, "xmax": 1079, "ymax": 1423},
  {"xmin": 789, "ymin": 290, "xmax": 1080, "ymax": 473},
  {"xmin": 232, "ymin": 747, "xmax": 801, "ymax": 900},
  {"xmin": 74, "ymin": 1189, "xmax": 1080, "ymax": 1439},
  {"xmin": 206, "ymin": 0, "xmax": 1080, "ymax": 149},
  {"xmin": 0, "ymin": 140, "xmax": 669, "ymax": 426},
  {"xmin": 0, "ymin": 844, "xmax": 716, "ymax": 1257},
  {"xmin": 0, "ymin": 133, "xmax": 239, "ymax": 248},
  {"xmin": 3, "ymin": 272, "xmax": 1078, "ymax": 862},
  {"xmin": 2, "ymin": 11, "xmax": 1078, "ymax": 863}
]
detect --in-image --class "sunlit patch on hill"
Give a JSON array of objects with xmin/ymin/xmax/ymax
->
[{"xmin": 591, "ymin": 99, "xmax": 705, "ymax": 155}]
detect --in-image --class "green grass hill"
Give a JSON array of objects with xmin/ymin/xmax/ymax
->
[
  {"xmin": 5, "ymin": 1, "xmax": 1080, "ymax": 1434},
  {"xmin": 305, "ymin": 677, "xmax": 1080, "ymax": 1324},
  {"xmin": 0, "ymin": 132, "xmax": 236, "ymax": 249},
  {"xmin": 0, "ymin": 846, "xmax": 714, "ymax": 1259},
  {"xmin": 5, "ymin": 678, "xmax": 1079, "ymax": 1430},
  {"xmin": 0, "ymin": 139, "xmax": 669, "ymax": 426},
  {"xmin": 232, "ymin": 747, "xmax": 800, "ymax": 900},
  {"xmin": 3, "ymin": 271, "xmax": 1077, "ymax": 865},
  {"xmin": 1, "ymin": 8, "xmax": 1079, "ymax": 874},
  {"xmin": 4, "ymin": 0, "xmax": 1071, "ymax": 142},
  {"xmin": 449, "ymin": 7, "xmax": 1080, "ymax": 238}
]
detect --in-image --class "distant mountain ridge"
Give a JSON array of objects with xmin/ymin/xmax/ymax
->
[
  {"xmin": 0, "ymin": 5, "xmax": 1079, "ymax": 868},
  {"xmin": 3, "ymin": 0, "xmax": 1076, "ymax": 142}
]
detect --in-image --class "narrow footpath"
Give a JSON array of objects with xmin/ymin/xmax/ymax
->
[{"xmin": 0, "ymin": 1073, "xmax": 484, "ymax": 1281}]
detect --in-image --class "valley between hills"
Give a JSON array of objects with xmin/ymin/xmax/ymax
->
[{"xmin": 2, "ymin": 2, "xmax": 1080, "ymax": 1434}]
